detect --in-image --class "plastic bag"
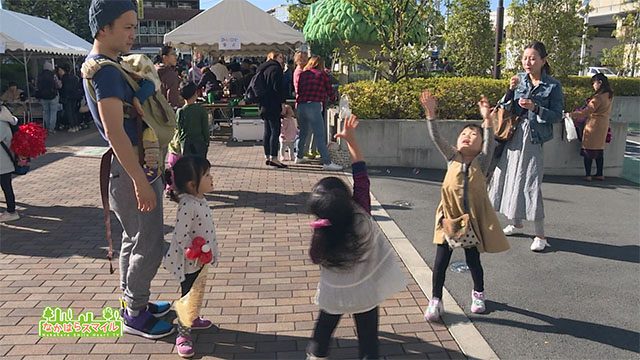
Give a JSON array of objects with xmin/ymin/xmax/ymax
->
[{"xmin": 564, "ymin": 113, "xmax": 578, "ymax": 142}]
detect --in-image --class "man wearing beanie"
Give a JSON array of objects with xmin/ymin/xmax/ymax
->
[{"xmin": 82, "ymin": 0, "xmax": 174, "ymax": 340}]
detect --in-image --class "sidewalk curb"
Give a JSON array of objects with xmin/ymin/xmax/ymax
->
[{"xmin": 362, "ymin": 181, "xmax": 499, "ymax": 360}]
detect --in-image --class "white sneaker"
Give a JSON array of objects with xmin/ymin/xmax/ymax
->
[
  {"xmin": 322, "ymin": 163, "xmax": 343, "ymax": 171},
  {"xmin": 0, "ymin": 211, "xmax": 20, "ymax": 222},
  {"xmin": 470, "ymin": 290, "xmax": 486, "ymax": 314},
  {"xmin": 424, "ymin": 298, "xmax": 444, "ymax": 322},
  {"xmin": 295, "ymin": 157, "xmax": 311, "ymax": 164},
  {"xmin": 530, "ymin": 237, "xmax": 550, "ymax": 252},
  {"xmin": 503, "ymin": 224, "xmax": 523, "ymax": 236}
]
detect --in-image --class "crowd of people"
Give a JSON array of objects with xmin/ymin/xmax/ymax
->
[{"xmin": 0, "ymin": 0, "xmax": 618, "ymax": 359}]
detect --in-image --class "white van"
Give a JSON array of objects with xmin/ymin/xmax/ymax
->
[{"xmin": 585, "ymin": 67, "xmax": 617, "ymax": 77}]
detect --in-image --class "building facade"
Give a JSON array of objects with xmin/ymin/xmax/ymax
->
[
  {"xmin": 133, "ymin": 0, "xmax": 202, "ymax": 54},
  {"xmin": 586, "ymin": 0, "xmax": 637, "ymax": 71}
]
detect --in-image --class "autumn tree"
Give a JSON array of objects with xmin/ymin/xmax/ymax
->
[{"xmin": 344, "ymin": 0, "xmax": 444, "ymax": 82}]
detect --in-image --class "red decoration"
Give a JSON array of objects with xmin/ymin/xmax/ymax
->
[
  {"xmin": 184, "ymin": 236, "xmax": 212, "ymax": 264},
  {"xmin": 10, "ymin": 122, "xmax": 47, "ymax": 159},
  {"xmin": 199, "ymin": 251, "xmax": 213, "ymax": 264},
  {"xmin": 185, "ymin": 247, "xmax": 200, "ymax": 260}
]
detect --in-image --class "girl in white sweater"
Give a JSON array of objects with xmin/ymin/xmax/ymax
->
[
  {"xmin": 306, "ymin": 115, "xmax": 407, "ymax": 360},
  {"xmin": 163, "ymin": 156, "xmax": 218, "ymax": 358}
]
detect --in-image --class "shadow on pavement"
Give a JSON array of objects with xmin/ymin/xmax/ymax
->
[
  {"xmin": 368, "ymin": 166, "xmax": 639, "ymax": 190},
  {"xmin": 206, "ymin": 190, "xmax": 310, "ymax": 215},
  {"xmin": 134, "ymin": 322, "xmax": 462, "ymax": 359},
  {"xmin": 544, "ymin": 236, "xmax": 640, "ymax": 263},
  {"xmin": 0, "ymin": 203, "xmax": 175, "ymax": 259},
  {"xmin": 479, "ymin": 301, "xmax": 640, "ymax": 353},
  {"xmin": 542, "ymin": 175, "xmax": 639, "ymax": 189}
]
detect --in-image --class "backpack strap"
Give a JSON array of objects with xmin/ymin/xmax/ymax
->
[
  {"xmin": 100, "ymin": 148, "xmax": 115, "ymax": 274},
  {"xmin": 82, "ymin": 57, "xmax": 145, "ymax": 274},
  {"xmin": 0, "ymin": 141, "xmax": 16, "ymax": 167}
]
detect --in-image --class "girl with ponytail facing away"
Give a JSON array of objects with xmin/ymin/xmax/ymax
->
[{"xmin": 306, "ymin": 115, "xmax": 407, "ymax": 360}]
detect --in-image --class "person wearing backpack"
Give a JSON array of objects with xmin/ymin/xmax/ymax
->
[
  {"xmin": 82, "ymin": 0, "xmax": 174, "ymax": 340},
  {"xmin": 58, "ymin": 63, "xmax": 82, "ymax": 133},
  {"xmin": 254, "ymin": 51, "xmax": 288, "ymax": 168},
  {"xmin": 0, "ymin": 105, "xmax": 19, "ymax": 222},
  {"xmin": 37, "ymin": 61, "xmax": 61, "ymax": 134}
]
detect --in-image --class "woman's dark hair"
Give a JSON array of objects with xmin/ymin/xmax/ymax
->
[
  {"xmin": 179, "ymin": 81, "xmax": 197, "ymax": 100},
  {"xmin": 525, "ymin": 41, "xmax": 551, "ymax": 75},
  {"xmin": 461, "ymin": 124, "xmax": 484, "ymax": 140},
  {"xmin": 307, "ymin": 177, "xmax": 367, "ymax": 269},
  {"xmin": 591, "ymin": 73, "xmax": 614, "ymax": 99},
  {"xmin": 152, "ymin": 54, "xmax": 162, "ymax": 64},
  {"xmin": 169, "ymin": 156, "xmax": 211, "ymax": 203},
  {"xmin": 161, "ymin": 45, "xmax": 174, "ymax": 57}
]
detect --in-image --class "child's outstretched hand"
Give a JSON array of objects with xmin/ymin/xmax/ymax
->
[
  {"xmin": 334, "ymin": 114, "xmax": 363, "ymax": 163},
  {"xmin": 133, "ymin": 97, "xmax": 145, "ymax": 118},
  {"xmin": 420, "ymin": 90, "xmax": 437, "ymax": 120},
  {"xmin": 334, "ymin": 114, "xmax": 359, "ymax": 143},
  {"xmin": 477, "ymin": 95, "xmax": 496, "ymax": 127}
]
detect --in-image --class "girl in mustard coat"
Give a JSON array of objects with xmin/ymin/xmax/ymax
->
[
  {"xmin": 570, "ymin": 73, "xmax": 614, "ymax": 181},
  {"xmin": 420, "ymin": 91, "xmax": 510, "ymax": 322}
]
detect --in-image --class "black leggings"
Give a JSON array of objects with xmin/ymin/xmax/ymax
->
[
  {"xmin": 262, "ymin": 112, "xmax": 281, "ymax": 158},
  {"xmin": 308, "ymin": 307, "xmax": 379, "ymax": 359},
  {"xmin": 181, "ymin": 268, "xmax": 202, "ymax": 297},
  {"xmin": 584, "ymin": 155, "xmax": 604, "ymax": 177},
  {"xmin": 1, "ymin": 173, "xmax": 15, "ymax": 213},
  {"xmin": 432, "ymin": 244, "xmax": 483, "ymax": 299}
]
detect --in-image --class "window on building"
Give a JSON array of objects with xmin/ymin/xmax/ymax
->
[
  {"xmin": 153, "ymin": 1, "xmax": 168, "ymax": 7},
  {"xmin": 139, "ymin": 20, "xmax": 149, "ymax": 35},
  {"xmin": 177, "ymin": 2, "xmax": 193, "ymax": 9}
]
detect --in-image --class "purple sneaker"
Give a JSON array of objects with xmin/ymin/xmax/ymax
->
[
  {"xmin": 176, "ymin": 335, "xmax": 194, "ymax": 358},
  {"xmin": 424, "ymin": 298, "xmax": 444, "ymax": 322},
  {"xmin": 471, "ymin": 290, "xmax": 486, "ymax": 314},
  {"xmin": 122, "ymin": 309, "xmax": 174, "ymax": 339},
  {"xmin": 191, "ymin": 316, "xmax": 213, "ymax": 330}
]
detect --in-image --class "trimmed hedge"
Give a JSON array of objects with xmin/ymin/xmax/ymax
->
[{"xmin": 339, "ymin": 77, "xmax": 640, "ymax": 119}]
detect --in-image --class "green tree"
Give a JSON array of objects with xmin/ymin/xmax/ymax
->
[
  {"xmin": 288, "ymin": 2, "xmax": 314, "ymax": 31},
  {"xmin": 504, "ymin": 0, "xmax": 586, "ymax": 78},
  {"xmin": 345, "ymin": 0, "xmax": 444, "ymax": 82},
  {"xmin": 4, "ymin": 0, "xmax": 93, "ymax": 42},
  {"xmin": 608, "ymin": 4, "xmax": 640, "ymax": 76},
  {"xmin": 443, "ymin": 0, "xmax": 493, "ymax": 76}
]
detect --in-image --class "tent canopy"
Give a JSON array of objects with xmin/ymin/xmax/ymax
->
[
  {"xmin": 164, "ymin": 0, "xmax": 304, "ymax": 56},
  {"xmin": 0, "ymin": 9, "xmax": 92, "ymax": 56}
]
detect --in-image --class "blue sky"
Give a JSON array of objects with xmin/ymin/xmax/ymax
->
[{"xmin": 201, "ymin": 0, "xmax": 513, "ymax": 12}]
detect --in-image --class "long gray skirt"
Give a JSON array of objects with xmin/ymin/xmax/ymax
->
[{"xmin": 488, "ymin": 119, "xmax": 545, "ymax": 221}]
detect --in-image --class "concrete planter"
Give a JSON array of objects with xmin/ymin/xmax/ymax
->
[
  {"xmin": 355, "ymin": 119, "xmax": 627, "ymax": 177},
  {"xmin": 327, "ymin": 96, "xmax": 637, "ymax": 177}
]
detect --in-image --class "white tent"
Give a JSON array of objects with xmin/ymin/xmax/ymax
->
[
  {"xmin": 164, "ymin": 0, "xmax": 304, "ymax": 56},
  {"xmin": 0, "ymin": 9, "xmax": 92, "ymax": 112},
  {"xmin": 0, "ymin": 9, "xmax": 92, "ymax": 56}
]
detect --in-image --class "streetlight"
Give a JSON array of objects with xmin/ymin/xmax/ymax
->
[{"xmin": 492, "ymin": 0, "xmax": 504, "ymax": 79}]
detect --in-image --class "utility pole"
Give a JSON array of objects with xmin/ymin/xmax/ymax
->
[{"xmin": 492, "ymin": 0, "xmax": 504, "ymax": 79}]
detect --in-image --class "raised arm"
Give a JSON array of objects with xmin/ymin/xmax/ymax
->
[
  {"xmin": 420, "ymin": 90, "xmax": 456, "ymax": 160},
  {"xmin": 475, "ymin": 95, "xmax": 496, "ymax": 172},
  {"xmin": 335, "ymin": 115, "xmax": 370, "ymax": 214}
]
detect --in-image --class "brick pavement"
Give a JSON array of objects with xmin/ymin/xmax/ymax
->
[{"xmin": 0, "ymin": 130, "xmax": 465, "ymax": 359}]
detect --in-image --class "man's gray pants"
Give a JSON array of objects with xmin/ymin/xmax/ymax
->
[{"xmin": 109, "ymin": 158, "xmax": 164, "ymax": 312}]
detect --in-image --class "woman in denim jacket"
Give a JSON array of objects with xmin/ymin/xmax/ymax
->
[{"xmin": 488, "ymin": 41, "xmax": 564, "ymax": 252}]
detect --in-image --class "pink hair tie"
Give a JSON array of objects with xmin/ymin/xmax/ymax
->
[{"xmin": 310, "ymin": 218, "xmax": 332, "ymax": 229}]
